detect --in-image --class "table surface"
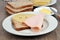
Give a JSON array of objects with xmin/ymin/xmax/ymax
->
[{"xmin": 0, "ymin": 0, "xmax": 60, "ymax": 40}]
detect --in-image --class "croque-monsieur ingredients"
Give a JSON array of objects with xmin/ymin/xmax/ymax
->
[
  {"xmin": 24, "ymin": 13, "xmax": 45, "ymax": 32},
  {"xmin": 12, "ymin": 14, "xmax": 35, "ymax": 31}
]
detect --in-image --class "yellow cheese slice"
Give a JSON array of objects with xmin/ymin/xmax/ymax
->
[{"xmin": 31, "ymin": 0, "xmax": 51, "ymax": 6}]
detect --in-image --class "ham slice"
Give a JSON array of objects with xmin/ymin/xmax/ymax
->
[{"xmin": 24, "ymin": 13, "xmax": 45, "ymax": 32}]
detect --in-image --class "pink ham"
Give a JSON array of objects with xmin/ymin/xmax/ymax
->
[{"xmin": 24, "ymin": 13, "xmax": 45, "ymax": 32}]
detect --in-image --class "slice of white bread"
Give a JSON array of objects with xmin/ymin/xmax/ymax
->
[
  {"xmin": 7, "ymin": 0, "xmax": 33, "ymax": 9},
  {"xmin": 12, "ymin": 14, "xmax": 35, "ymax": 31},
  {"xmin": 5, "ymin": 5, "xmax": 33, "ymax": 13}
]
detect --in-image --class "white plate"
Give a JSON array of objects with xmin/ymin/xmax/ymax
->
[
  {"xmin": 2, "ymin": 12, "xmax": 58, "ymax": 36},
  {"xmin": 34, "ymin": 7, "xmax": 57, "ymax": 15},
  {"xmin": 34, "ymin": 0, "xmax": 57, "ymax": 6}
]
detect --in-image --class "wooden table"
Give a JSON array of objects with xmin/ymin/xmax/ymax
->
[{"xmin": 0, "ymin": 0, "xmax": 60, "ymax": 40}]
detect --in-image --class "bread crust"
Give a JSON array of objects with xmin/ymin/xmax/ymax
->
[{"xmin": 5, "ymin": 8, "xmax": 14, "ymax": 14}]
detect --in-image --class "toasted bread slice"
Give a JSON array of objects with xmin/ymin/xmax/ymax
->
[
  {"xmin": 5, "ymin": 5, "xmax": 33, "ymax": 13},
  {"xmin": 7, "ymin": 0, "xmax": 33, "ymax": 9},
  {"xmin": 12, "ymin": 14, "xmax": 35, "ymax": 31}
]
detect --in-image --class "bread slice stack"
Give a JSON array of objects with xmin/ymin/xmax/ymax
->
[
  {"xmin": 5, "ymin": 0, "xmax": 33, "ymax": 14},
  {"xmin": 12, "ymin": 14, "xmax": 35, "ymax": 31}
]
